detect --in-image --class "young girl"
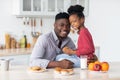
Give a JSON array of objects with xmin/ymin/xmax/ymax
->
[{"xmin": 62, "ymin": 5, "xmax": 97, "ymax": 63}]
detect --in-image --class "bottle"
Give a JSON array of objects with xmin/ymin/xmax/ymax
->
[
  {"xmin": 20, "ymin": 35, "xmax": 27, "ymax": 48},
  {"xmin": 24, "ymin": 35, "xmax": 27, "ymax": 48},
  {"xmin": 5, "ymin": 33, "xmax": 11, "ymax": 49}
]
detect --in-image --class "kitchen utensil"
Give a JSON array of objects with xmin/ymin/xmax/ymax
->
[
  {"xmin": 26, "ymin": 17, "xmax": 30, "ymax": 25},
  {"xmin": 0, "ymin": 58, "xmax": 13, "ymax": 71}
]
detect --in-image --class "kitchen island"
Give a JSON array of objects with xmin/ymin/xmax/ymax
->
[
  {"xmin": 0, "ymin": 48, "xmax": 32, "ymax": 65},
  {"xmin": 0, "ymin": 62, "xmax": 120, "ymax": 80}
]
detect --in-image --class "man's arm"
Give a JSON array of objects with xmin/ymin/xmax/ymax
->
[
  {"xmin": 47, "ymin": 59, "xmax": 74, "ymax": 69},
  {"xmin": 30, "ymin": 36, "xmax": 50, "ymax": 68},
  {"xmin": 30, "ymin": 36, "xmax": 74, "ymax": 69}
]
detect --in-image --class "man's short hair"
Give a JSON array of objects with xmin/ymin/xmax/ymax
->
[{"xmin": 55, "ymin": 12, "xmax": 69, "ymax": 21}]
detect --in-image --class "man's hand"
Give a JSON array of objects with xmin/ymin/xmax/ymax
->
[
  {"xmin": 62, "ymin": 46, "xmax": 74, "ymax": 54},
  {"xmin": 59, "ymin": 59, "xmax": 74, "ymax": 69},
  {"xmin": 47, "ymin": 59, "xmax": 74, "ymax": 69}
]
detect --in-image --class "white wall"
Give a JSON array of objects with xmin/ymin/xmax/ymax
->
[
  {"xmin": 0, "ymin": 0, "xmax": 120, "ymax": 62},
  {"xmin": 85, "ymin": 0, "xmax": 120, "ymax": 62}
]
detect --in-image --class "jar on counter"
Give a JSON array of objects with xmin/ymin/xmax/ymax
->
[
  {"xmin": 10, "ymin": 37, "xmax": 16, "ymax": 49},
  {"xmin": 5, "ymin": 33, "xmax": 11, "ymax": 49},
  {"xmin": 16, "ymin": 42, "xmax": 20, "ymax": 48}
]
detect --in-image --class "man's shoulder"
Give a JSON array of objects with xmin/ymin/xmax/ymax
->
[
  {"xmin": 67, "ymin": 36, "xmax": 71, "ymax": 39},
  {"xmin": 38, "ymin": 32, "xmax": 53, "ymax": 40},
  {"xmin": 66, "ymin": 36, "xmax": 72, "ymax": 41}
]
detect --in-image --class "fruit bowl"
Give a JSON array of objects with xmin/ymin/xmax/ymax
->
[{"xmin": 88, "ymin": 61, "xmax": 109, "ymax": 72}]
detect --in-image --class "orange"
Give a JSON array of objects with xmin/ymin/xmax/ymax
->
[
  {"xmin": 88, "ymin": 63, "xmax": 94, "ymax": 71},
  {"xmin": 101, "ymin": 62, "xmax": 109, "ymax": 72}
]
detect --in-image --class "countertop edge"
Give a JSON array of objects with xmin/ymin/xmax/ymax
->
[{"xmin": 0, "ymin": 48, "xmax": 32, "ymax": 57}]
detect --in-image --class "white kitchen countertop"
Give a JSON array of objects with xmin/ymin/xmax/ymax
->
[{"xmin": 0, "ymin": 62, "xmax": 120, "ymax": 80}]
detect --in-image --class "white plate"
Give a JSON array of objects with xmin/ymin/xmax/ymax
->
[{"xmin": 54, "ymin": 69, "xmax": 74, "ymax": 76}]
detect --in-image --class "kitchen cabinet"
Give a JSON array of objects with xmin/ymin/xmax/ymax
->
[
  {"xmin": 0, "ymin": 54, "xmax": 30, "ymax": 65},
  {"xmin": 0, "ymin": 48, "xmax": 32, "ymax": 65},
  {"xmin": 12, "ymin": 0, "xmax": 89, "ymax": 17}
]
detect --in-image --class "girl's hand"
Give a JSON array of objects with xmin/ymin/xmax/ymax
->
[
  {"xmin": 87, "ymin": 54, "xmax": 98, "ymax": 65},
  {"xmin": 62, "ymin": 46, "xmax": 73, "ymax": 55}
]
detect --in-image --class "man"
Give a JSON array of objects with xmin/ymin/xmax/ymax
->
[{"xmin": 30, "ymin": 12, "xmax": 76, "ymax": 69}]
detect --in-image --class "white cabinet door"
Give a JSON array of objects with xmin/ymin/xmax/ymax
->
[
  {"xmin": 12, "ymin": 0, "xmax": 55, "ymax": 16},
  {"xmin": 63, "ymin": 0, "xmax": 89, "ymax": 16},
  {"xmin": 12, "ymin": 0, "xmax": 89, "ymax": 17},
  {"xmin": 0, "ymin": 55, "xmax": 30, "ymax": 65},
  {"xmin": 12, "ymin": 0, "xmax": 32, "ymax": 16}
]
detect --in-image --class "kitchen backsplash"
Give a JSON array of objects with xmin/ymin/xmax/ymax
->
[{"xmin": 0, "ymin": 17, "xmax": 78, "ymax": 49}]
